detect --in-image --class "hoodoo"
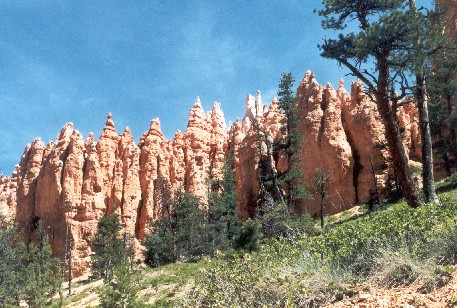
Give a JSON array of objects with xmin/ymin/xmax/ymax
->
[{"xmin": 0, "ymin": 72, "xmax": 424, "ymax": 277}]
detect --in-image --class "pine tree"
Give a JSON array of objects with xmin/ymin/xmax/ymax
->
[
  {"xmin": 92, "ymin": 214, "xmax": 125, "ymax": 281},
  {"xmin": 24, "ymin": 220, "xmax": 62, "ymax": 308},
  {"xmin": 277, "ymin": 73, "xmax": 309, "ymax": 208},
  {"xmin": 207, "ymin": 133, "xmax": 241, "ymax": 253},
  {"xmin": 428, "ymin": 1, "xmax": 457, "ymax": 177},
  {"xmin": 254, "ymin": 74, "xmax": 315, "ymax": 240},
  {"xmin": 314, "ymin": 168, "xmax": 331, "ymax": 229},
  {"xmin": 144, "ymin": 181, "xmax": 178, "ymax": 266},
  {"xmin": 429, "ymin": 53, "xmax": 457, "ymax": 175},
  {"xmin": 233, "ymin": 219, "xmax": 262, "ymax": 252},
  {"xmin": 404, "ymin": 0, "xmax": 448, "ymax": 204},
  {"xmin": 146, "ymin": 190, "xmax": 210, "ymax": 264},
  {"xmin": 317, "ymin": 0, "xmax": 424, "ymax": 208},
  {"xmin": 0, "ymin": 218, "xmax": 26, "ymax": 307},
  {"xmin": 175, "ymin": 191, "xmax": 209, "ymax": 261}
]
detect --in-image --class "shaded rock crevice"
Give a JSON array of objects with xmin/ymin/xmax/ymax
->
[{"xmin": 341, "ymin": 110, "xmax": 362, "ymax": 204}]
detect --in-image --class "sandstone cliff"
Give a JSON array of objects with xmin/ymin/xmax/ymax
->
[{"xmin": 1, "ymin": 71, "xmax": 423, "ymax": 277}]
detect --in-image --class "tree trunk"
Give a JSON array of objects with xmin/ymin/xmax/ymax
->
[
  {"xmin": 416, "ymin": 74, "xmax": 440, "ymax": 204},
  {"xmin": 376, "ymin": 56, "xmax": 424, "ymax": 208},
  {"xmin": 320, "ymin": 199, "xmax": 324, "ymax": 229}
]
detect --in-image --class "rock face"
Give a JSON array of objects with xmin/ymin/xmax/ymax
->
[
  {"xmin": 441, "ymin": 0, "xmax": 457, "ymax": 44},
  {"xmin": 0, "ymin": 175, "xmax": 16, "ymax": 220},
  {"xmin": 2, "ymin": 71, "xmax": 424, "ymax": 277}
]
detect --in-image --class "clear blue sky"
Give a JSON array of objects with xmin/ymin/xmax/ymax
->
[{"xmin": 0, "ymin": 0, "xmax": 356, "ymax": 175}]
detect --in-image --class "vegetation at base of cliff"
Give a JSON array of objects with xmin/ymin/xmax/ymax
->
[
  {"xmin": 91, "ymin": 214, "xmax": 129, "ymax": 282},
  {"xmin": 0, "ymin": 219, "xmax": 62, "ymax": 308},
  {"xmin": 188, "ymin": 176, "xmax": 457, "ymax": 307},
  {"xmin": 48, "ymin": 176, "xmax": 457, "ymax": 307},
  {"xmin": 144, "ymin": 156, "xmax": 244, "ymax": 267}
]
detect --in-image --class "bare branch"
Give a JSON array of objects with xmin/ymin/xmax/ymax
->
[{"xmin": 336, "ymin": 57, "xmax": 377, "ymax": 92}]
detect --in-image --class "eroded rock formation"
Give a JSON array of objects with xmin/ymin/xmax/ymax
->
[{"xmin": 1, "ymin": 71, "xmax": 424, "ymax": 277}]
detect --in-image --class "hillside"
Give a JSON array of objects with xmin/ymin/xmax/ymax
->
[{"xmin": 52, "ymin": 175, "xmax": 457, "ymax": 307}]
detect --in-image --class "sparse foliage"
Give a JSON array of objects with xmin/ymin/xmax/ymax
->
[{"xmin": 314, "ymin": 168, "xmax": 331, "ymax": 229}]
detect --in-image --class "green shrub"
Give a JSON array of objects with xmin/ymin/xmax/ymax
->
[
  {"xmin": 188, "ymin": 254, "xmax": 301, "ymax": 307},
  {"xmin": 429, "ymin": 216, "xmax": 457, "ymax": 265},
  {"xmin": 233, "ymin": 219, "xmax": 262, "ymax": 252},
  {"xmin": 305, "ymin": 200, "xmax": 457, "ymax": 274}
]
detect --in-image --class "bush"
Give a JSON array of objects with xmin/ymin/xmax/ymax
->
[
  {"xmin": 255, "ymin": 199, "xmax": 316, "ymax": 241},
  {"xmin": 368, "ymin": 247, "xmax": 441, "ymax": 288},
  {"xmin": 295, "ymin": 253, "xmax": 356, "ymax": 307},
  {"xmin": 429, "ymin": 216, "xmax": 457, "ymax": 265},
  {"xmin": 233, "ymin": 219, "xmax": 262, "ymax": 252},
  {"xmin": 306, "ymin": 200, "xmax": 457, "ymax": 274},
  {"xmin": 188, "ymin": 253, "xmax": 301, "ymax": 307}
]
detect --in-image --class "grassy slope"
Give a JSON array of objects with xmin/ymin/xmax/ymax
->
[{"xmin": 58, "ymin": 176, "xmax": 457, "ymax": 307}]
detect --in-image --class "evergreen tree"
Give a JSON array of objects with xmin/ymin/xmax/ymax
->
[
  {"xmin": 175, "ymin": 192, "xmax": 209, "ymax": 261},
  {"xmin": 255, "ymin": 197, "xmax": 291, "ymax": 239},
  {"xmin": 428, "ymin": 2, "xmax": 457, "ymax": 177},
  {"xmin": 92, "ymin": 214, "xmax": 125, "ymax": 281},
  {"xmin": 277, "ymin": 73, "xmax": 309, "ymax": 207},
  {"xmin": 254, "ymin": 74, "xmax": 315, "ymax": 240},
  {"xmin": 317, "ymin": 0, "xmax": 424, "ymax": 208},
  {"xmin": 0, "ymin": 218, "xmax": 26, "ymax": 307},
  {"xmin": 145, "ymin": 190, "xmax": 210, "ymax": 264},
  {"xmin": 207, "ymin": 133, "xmax": 241, "ymax": 253},
  {"xmin": 144, "ymin": 179, "xmax": 178, "ymax": 266},
  {"xmin": 404, "ymin": 0, "xmax": 450, "ymax": 204},
  {"xmin": 314, "ymin": 168, "xmax": 331, "ymax": 229},
  {"xmin": 233, "ymin": 219, "xmax": 262, "ymax": 252},
  {"xmin": 24, "ymin": 220, "xmax": 62, "ymax": 308}
]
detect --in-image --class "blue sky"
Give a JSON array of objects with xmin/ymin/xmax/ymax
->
[{"xmin": 0, "ymin": 0, "xmax": 356, "ymax": 175}]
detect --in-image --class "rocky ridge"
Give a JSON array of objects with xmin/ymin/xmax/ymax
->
[{"xmin": 0, "ymin": 72, "xmax": 422, "ymax": 277}]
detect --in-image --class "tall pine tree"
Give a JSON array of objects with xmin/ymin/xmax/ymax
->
[
  {"xmin": 277, "ymin": 73, "xmax": 309, "ymax": 209},
  {"xmin": 207, "ymin": 131, "xmax": 240, "ymax": 253},
  {"xmin": 317, "ymin": 0, "xmax": 425, "ymax": 207},
  {"xmin": 24, "ymin": 220, "xmax": 62, "ymax": 308},
  {"xmin": 0, "ymin": 218, "xmax": 26, "ymax": 307},
  {"xmin": 92, "ymin": 214, "xmax": 125, "ymax": 281}
]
